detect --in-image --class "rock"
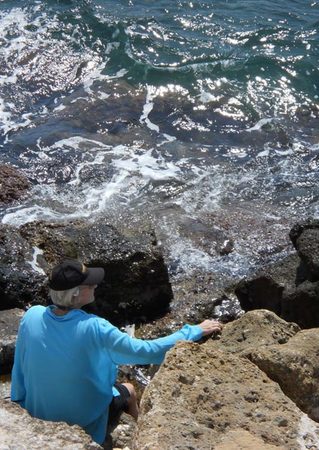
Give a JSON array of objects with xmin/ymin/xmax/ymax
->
[
  {"xmin": 0, "ymin": 399, "xmax": 101, "ymax": 449},
  {"xmin": 234, "ymin": 249, "xmax": 319, "ymax": 328},
  {"xmin": 134, "ymin": 341, "xmax": 319, "ymax": 450},
  {"xmin": 0, "ymin": 308, "xmax": 24, "ymax": 374},
  {"xmin": 0, "ymin": 165, "xmax": 30, "ymax": 204},
  {"xmin": 235, "ymin": 275, "xmax": 284, "ymax": 316},
  {"xmin": 21, "ymin": 219, "xmax": 173, "ymax": 325},
  {"xmin": 0, "ymin": 224, "xmax": 48, "ymax": 310},
  {"xmin": 248, "ymin": 328, "xmax": 319, "ymax": 422},
  {"xmin": 111, "ymin": 413, "xmax": 136, "ymax": 450},
  {"xmin": 281, "ymin": 281, "xmax": 319, "ymax": 328},
  {"xmin": 214, "ymin": 429, "xmax": 285, "ymax": 449},
  {"xmin": 214, "ymin": 309, "xmax": 300, "ymax": 355},
  {"xmin": 290, "ymin": 220, "xmax": 319, "ymax": 281}
]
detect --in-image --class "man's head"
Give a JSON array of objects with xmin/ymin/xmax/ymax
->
[{"xmin": 49, "ymin": 259, "xmax": 105, "ymax": 310}]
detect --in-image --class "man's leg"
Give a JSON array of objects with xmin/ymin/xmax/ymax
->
[{"xmin": 122, "ymin": 382, "xmax": 139, "ymax": 420}]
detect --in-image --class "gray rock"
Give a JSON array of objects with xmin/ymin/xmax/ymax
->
[
  {"xmin": 0, "ymin": 165, "xmax": 30, "ymax": 204},
  {"xmin": 0, "ymin": 308, "xmax": 24, "ymax": 374},
  {"xmin": 292, "ymin": 225, "xmax": 319, "ymax": 281},
  {"xmin": 0, "ymin": 399, "xmax": 101, "ymax": 449}
]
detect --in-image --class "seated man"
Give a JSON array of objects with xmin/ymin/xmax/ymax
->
[{"xmin": 11, "ymin": 259, "xmax": 222, "ymax": 445}]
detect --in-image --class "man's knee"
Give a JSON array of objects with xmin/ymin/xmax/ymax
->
[{"xmin": 122, "ymin": 382, "xmax": 136, "ymax": 401}]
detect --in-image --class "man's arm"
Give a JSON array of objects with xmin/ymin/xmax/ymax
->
[{"xmin": 99, "ymin": 319, "xmax": 222, "ymax": 366}]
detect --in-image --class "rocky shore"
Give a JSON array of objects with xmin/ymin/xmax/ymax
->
[{"xmin": 1, "ymin": 165, "xmax": 319, "ymax": 448}]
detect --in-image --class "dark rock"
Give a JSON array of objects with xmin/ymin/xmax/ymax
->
[
  {"xmin": 11, "ymin": 219, "xmax": 173, "ymax": 325},
  {"xmin": 289, "ymin": 219, "xmax": 319, "ymax": 248},
  {"xmin": 0, "ymin": 309, "xmax": 24, "ymax": 374},
  {"xmin": 0, "ymin": 225, "xmax": 48, "ymax": 310},
  {"xmin": 235, "ymin": 275, "xmax": 284, "ymax": 316},
  {"xmin": 290, "ymin": 221, "xmax": 319, "ymax": 281},
  {"xmin": 281, "ymin": 281, "xmax": 319, "ymax": 329},
  {"xmin": 0, "ymin": 165, "xmax": 30, "ymax": 204}
]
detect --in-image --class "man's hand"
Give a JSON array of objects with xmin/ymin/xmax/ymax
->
[{"xmin": 199, "ymin": 319, "xmax": 223, "ymax": 336}]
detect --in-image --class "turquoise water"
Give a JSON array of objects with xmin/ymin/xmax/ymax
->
[{"xmin": 0, "ymin": 0, "xmax": 318, "ymax": 276}]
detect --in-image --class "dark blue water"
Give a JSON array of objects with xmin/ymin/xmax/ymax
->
[{"xmin": 0, "ymin": 0, "xmax": 318, "ymax": 277}]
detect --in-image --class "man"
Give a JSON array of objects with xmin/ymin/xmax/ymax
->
[{"xmin": 11, "ymin": 259, "xmax": 222, "ymax": 445}]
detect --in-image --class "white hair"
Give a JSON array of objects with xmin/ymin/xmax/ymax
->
[{"xmin": 49, "ymin": 286, "xmax": 80, "ymax": 309}]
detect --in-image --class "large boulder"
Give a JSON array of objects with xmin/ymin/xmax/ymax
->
[
  {"xmin": 0, "ymin": 399, "xmax": 101, "ymax": 449},
  {"xmin": 0, "ymin": 165, "xmax": 30, "ymax": 204},
  {"xmin": 0, "ymin": 219, "xmax": 173, "ymax": 325},
  {"xmin": 135, "ymin": 341, "xmax": 319, "ymax": 450},
  {"xmin": 0, "ymin": 308, "xmax": 24, "ymax": 374},
  {"xmin": 247, "ymin": 328, "xmax": 319, "ymax": 422},
  {"xmin": 214, "ymin": 310, "xmax": 319, "ymax": 420}
]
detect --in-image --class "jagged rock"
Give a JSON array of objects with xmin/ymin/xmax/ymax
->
[
  {"xmin": 247, "ymin": 328, "xmax": 319, "ymax": 422},
  {"xmin": 214, "ymin": 309, "xmax": 300, "ymax": 354},
  {"xmin": 0, "ymin": 399, "xmax": 101, "ymax": 449},
  {"xmin": 290, "ymin": 220, "xmax": 319, "ymax": 281},
  {"xmin": 234, "ymin": 246, "xmax": 319, "ymax": 328},
  {"xmin": 235, "ymin": 275, "xmax": 284, "ymax": 315},
  {"xmin": 134, "ymin": 341, "xmax": 319, "ymax": 450},
  {"xmin": 0, "ymin": 165, "xmax": 30, "ymax": 204},
  {"xmin": 0, "ymin": 308, "xmax": 24, "ymax": 374},
  {"xmin": 0, "ymin": 224, "xmax": 48, "ymax": 310},
  {"xmin": 1, "ymin": 219, "xmax": 172, "ymax": 325},
  {"xmin": 281, "ymin": 281, "xmax": 319, "ymax": 328}
]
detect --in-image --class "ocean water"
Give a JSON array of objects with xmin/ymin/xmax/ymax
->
[{"xmin": 0, "ymin": 0, "xmax": 318, "ymax": 278}]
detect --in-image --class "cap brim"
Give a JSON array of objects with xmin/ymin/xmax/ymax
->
[{"xmin": 81, "ymin": 267, "xmax": 105, "ymax": 286}]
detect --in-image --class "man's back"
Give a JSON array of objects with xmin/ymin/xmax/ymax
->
[{"xmin": 11, "ymin": 305, "xmax": 115, "ymax": 444}]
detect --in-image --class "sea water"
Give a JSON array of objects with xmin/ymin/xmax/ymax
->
[{"xmin": 0, "ymin": 0, "xmax": 318, "ymax": 278}]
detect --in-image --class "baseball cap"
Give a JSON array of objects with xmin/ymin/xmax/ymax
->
[{"xmin": 49, "ymin": 259, "xmax": 105, "ymax": 291}]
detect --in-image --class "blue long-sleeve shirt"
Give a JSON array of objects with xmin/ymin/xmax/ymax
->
[{"xmin": 11, "ymin": 305, "xmax": 203, "ymax": 444}]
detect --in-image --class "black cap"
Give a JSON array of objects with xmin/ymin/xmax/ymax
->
[{"xmin": 49, "ymin": 259, "xmax": 105, "ymax": 291}]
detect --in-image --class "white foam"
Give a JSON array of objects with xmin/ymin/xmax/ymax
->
[
  {"xmin": 140, "ymin": 85, "xmax": 160, "ymax": 132},
  {"xmin": 27, "ymin": 247, "xmax": 46, "ymax": 275},
  {"xmin": 246, "ymin": 118, "xmax": 273, "ymax": 132}
]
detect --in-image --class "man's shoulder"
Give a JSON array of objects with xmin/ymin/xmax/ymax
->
[{"xmin": 24, "ymin": 305, "xmax": 46, "ymax": 315}]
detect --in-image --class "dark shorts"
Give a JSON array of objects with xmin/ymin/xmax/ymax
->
[{"xmin": 108, "ymin": 383, "xmax": 130, "ymax": 431}]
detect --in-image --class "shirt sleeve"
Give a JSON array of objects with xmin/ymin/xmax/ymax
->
[
  {"xmin": 11, "ymin": 320, "xmax": 26, "ymax": 404},
  {"xmin": 98, "ymin": 321, "xmax": 203, "ymax": 365}
]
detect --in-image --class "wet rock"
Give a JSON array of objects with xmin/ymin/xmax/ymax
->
[
  {"xmin": 248, "ymin": 328, "xmax": 319, "ymax": 422},
  {"xmin": 0, "ymin": 164, "xmax": 30, "ymax": 204},
  {"xmin": 0, "ymin": 399, "xmax": 101, "ymax": 449},
  {"xmin": 0, "ymin": 308, "xmax": 24, "ymax": 374},
  {"xmin": 235, "ymin": 275, "xmax": 284, "ymax": 316},
  {"xmin": 134, "ymin": 341, "xmax": 319, "ymax": 450},
  {"xmin": 290, "ymin": 219, "xmax": 319, "ymax": 281},
  {"xmin": 17, "ymin": 219, "xmax": 173, "ymax": 325},
  {"xmin": 0, "ymin": 224, "xmax": 48, "ymax": 310},
  {"xmin": 281, "ymin": 281, "xmax": 319, "ymax": 329}
]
